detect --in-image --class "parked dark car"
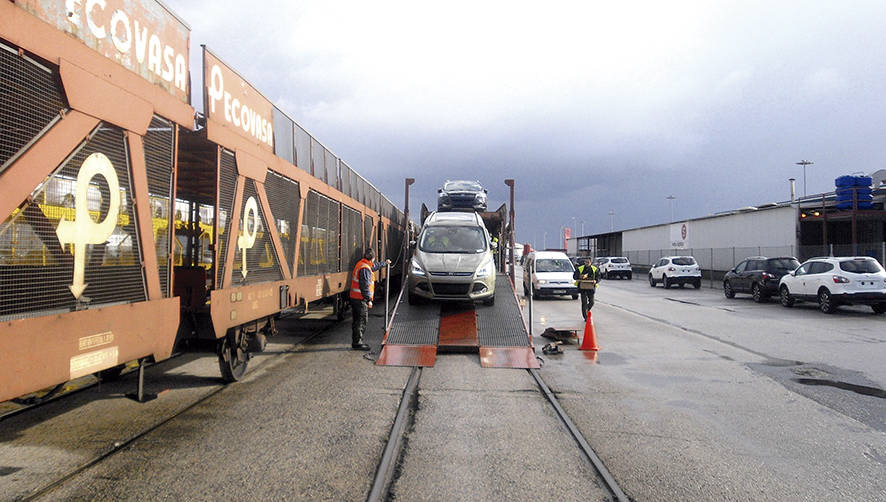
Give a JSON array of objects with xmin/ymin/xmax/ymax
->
[
  {"xmin": 437, "ymin": 180, "xmax": 487, "ymax": 212},
  {"xmin": 723, "ymin": 256, "xmax": 800, "ymax": 302}
]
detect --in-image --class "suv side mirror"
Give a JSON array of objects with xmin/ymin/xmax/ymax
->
[
  {"xmin": 491, "ymin": 240, "xmax": 498, "ymax": 250},
  {"xmin": 437, "ymin": 188, "xmax": 442, "ymax": 193},
  {"xmin": 409, "ymin": 240, "xmax": 417, "ymax": 248}
]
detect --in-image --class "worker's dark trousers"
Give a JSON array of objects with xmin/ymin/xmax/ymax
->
[
  {"xmin": 350, "ymin": 299, "xmax": 368, "ymax": 345},
  {"xmin": 580, "ymin": 290, "xmax": 595, "ymax": 320}
]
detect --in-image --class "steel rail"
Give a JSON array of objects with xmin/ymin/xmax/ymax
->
[
  {"xmin": 18, "ymin": 320, "xmax": 337, "ymax": 501},
  {"xmin": 528, "ymin": 368, "xmax": 630, "ymax": 502},
  {"xmin": 367, "ymin": 366, "xmax": 421, "ymax": 502}
]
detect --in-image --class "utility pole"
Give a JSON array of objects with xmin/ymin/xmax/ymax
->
[
  {"xmin": 666, "ymin": 195, "xmax": 676, "ymax": 222},
  {"xmin": 796, "ymin": 160, "xmax": 813, "ymax": 198},
  {"xmin": 608, "ymin": 210, "xmax": 614, "ymax": 232}
]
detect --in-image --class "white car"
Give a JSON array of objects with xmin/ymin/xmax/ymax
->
[
  {"xmin": 778, "ymin": 256, "xmax": 886, "ymax": 314},
  {"xmin": 649, "ymin": 256, "xmax": 702, "ymax": 289},
  {"xmin": 522, "ymin": 251, "xmax": 579, "ymax": 299},
  {"xmin": 598, "ymin": 256, "xmax": 632, "ymax": 280}
]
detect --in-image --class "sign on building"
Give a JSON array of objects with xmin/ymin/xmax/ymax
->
[{"xmin": 670, "ymin": 222, "xmax": 689, "ymax": 249}]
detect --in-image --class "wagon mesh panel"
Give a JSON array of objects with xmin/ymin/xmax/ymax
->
[
  {"xmin": 364, "ymin": 215, "xmax": 374, "ymax": 253},
  {"xmin": 144, "ymin": 116, "xmax": 174, "ymax": 297},
  {"xmin": 311, "ymin": 137, "xmax": 325, "ymax": 183},
  {"xmin": 216, "ymin": 149, "xmax": 236, "ymax": 287},
  {"xmin": 299, "ymin": 191, "xmax": 318, "ymax": 276},
  {"xmin": 233, "ymin": 179, "xmax": 282, "ymax": 284},
  {"xmin": 264, "ymin": 170, "xmax": 300, "ymax": 273},
  {"xmin": 341, "ymin": 205, "xmax": 361, "ymax": 271},
  {"xmin": 325, "ymin": 148, "xmax": 337, "ymax": 189},
  {"xmin": 0, "ymin": 123, "xmax": 146, "ymax": 320},
  {"xmin": 0, "ymin": 41, "xmax": 66, "ymax": 170},
  {"xmin": 340, "ymin": 162, "xmax": 352, "ymax": 199},
  {"xmin": 294, "ymin": 123, "xmax": 311, "ymax": 173}
]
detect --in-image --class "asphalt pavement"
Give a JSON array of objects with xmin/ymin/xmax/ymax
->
[{"xmin": 1, "ymin": 270, "xmax": 884, "ymax": 501}]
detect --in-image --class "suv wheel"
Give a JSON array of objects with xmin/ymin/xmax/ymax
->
[
  {"xmin": 752, "ymin": 283, "xmax": 765, "ymax": 303},
  {"xmin": 818, "ymin": 288, "xmax": 836, "ymax": 314},
  {"xmin": 649, "ymin": 274, "xmax": 656, "ymax": 287},
  {"xmin": 724, "ymin": 281, "xmax": 735, "ymax": 298},
  {"xmin": 779, "ymin": 285, "xmax": 794, "ymax": 307},
  {"xmin": 692, "ymin": 279, "xmax": 701, "ymax": 289},
  {"xmin": 627, "ymin": 272, "xmax": 632, "ymax": 280},
  {"xmin": 663, "ymin": 275, "xmax": 671, "ymax": 289},
  {"xmin": 871, "ymin": 303, "xmax": 886, "ymax": 314}
]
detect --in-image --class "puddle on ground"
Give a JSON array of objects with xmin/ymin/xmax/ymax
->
[
  {"xmin": 593, "ymin": 352, "xmax": 627, "ymax": 366},
  {"xmin": 793, "ymin": 378, "xmax": 886, "ymax": 399},
  {"xmin": 758, "ymin": 358, "xmax": 803, "ymax": 367}
]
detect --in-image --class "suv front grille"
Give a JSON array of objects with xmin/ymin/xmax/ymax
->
[
  {"xmin": 429, "ymin": 271, "xmax": 473, "ymax": 276},
  {"xmin": 431, "ymin": 283, "xmax": 471, "ymax": 295}
]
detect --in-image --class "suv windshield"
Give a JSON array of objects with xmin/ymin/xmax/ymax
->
[
  {"xmin": 839, "ymin": 259, "xmax": 883, "ymax": 273},
  {"xmin": 444, "ymin": 181, "xmax": 482, "ymax": 192},
  {"xmin": 419, "ymin": 226, "xmax": 486, "ymax": 253},
  {"xmin": 536, "ymin": 258, "xmax": 574, "ymax": 273},
  {"xmin": 672, "ymin": 257, "xmax": 696, "ymax": 265},
  {"xmin": 611, "ymin": 257, "xmax": 629, "ymax": 263},
  {"xmin": 766, "ymin": 258, "xmax": 800, "ymax": 272}
]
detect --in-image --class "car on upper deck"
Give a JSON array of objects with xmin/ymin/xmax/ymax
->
[{"xmin": 437, "ymin": 180, "xmax": 487, "ymax": 212}]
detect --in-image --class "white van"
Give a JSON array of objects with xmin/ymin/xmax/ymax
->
[{"xmin": 522, "ymin": 251, "xmax": 579, "ymax": 299}]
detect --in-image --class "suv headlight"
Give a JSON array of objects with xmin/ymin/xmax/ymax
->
[
  {"xmin": 475, "ymin": 260, "xmax": 494, "ymax": 278},
  {"xmin": 410, "ymin": 259, "xmax": 426, "ymax": 277}
]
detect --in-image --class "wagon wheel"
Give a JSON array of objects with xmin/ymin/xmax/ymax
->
[{"xmin": 218, "ymin": 327, "xmax": 250, "ymax": 382}]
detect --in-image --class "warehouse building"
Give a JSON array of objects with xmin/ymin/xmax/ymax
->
[{"xmin": 568, "ymin": 172, "xmax": 886, "ymax": 277}]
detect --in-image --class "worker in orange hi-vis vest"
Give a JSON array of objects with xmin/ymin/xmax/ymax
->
[{"xmin": 349, "ymin": 248, "xmax": 391, "ymax": 350}]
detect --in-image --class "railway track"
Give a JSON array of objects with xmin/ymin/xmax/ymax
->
[{"xmin": 368, "ymin": 365, "xmax": 629, "ymax": 502}]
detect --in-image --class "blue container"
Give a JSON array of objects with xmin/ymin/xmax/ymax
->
[{"xmin": 835, "ymin": 175, "xmax": 855, "ymax": 187}]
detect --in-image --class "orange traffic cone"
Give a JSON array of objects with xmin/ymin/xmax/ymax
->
[{"xmin": 579, "ymin": 311, "xmax": 599, "ymax": 351}]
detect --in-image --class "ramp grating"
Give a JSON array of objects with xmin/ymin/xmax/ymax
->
[
  {"xmin": 476, "ymin": 276, "xmax": 530, "ymax": 347},
  {"xmin": 384, "ymin": 298, "xmax": 440, "ymax": 345}
]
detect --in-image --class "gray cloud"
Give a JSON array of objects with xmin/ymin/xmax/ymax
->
[{"xmin": 165, "ymin": 0, "xmax": 886, "ymax": 247}]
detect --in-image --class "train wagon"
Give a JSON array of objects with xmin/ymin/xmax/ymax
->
[
  {"xmin": 173, "ymin": 47, "xmax": 406, "ymax": 381},
  {"xmin": 0, "ymin": 0, "xmax": 406, "ymax": 402},
  {"xmin": 0, "ymin": 0, "xmax": 194, "ymax": 402}
]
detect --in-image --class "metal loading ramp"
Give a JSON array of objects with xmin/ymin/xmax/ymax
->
[{"xmin": 377, "ymin": 276, "xmax": 539, "ymax": 368}]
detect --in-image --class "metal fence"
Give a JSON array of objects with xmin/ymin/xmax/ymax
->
[{"xmin": 625, "ymin": 242, "xmax": 886, "ymax": 285}]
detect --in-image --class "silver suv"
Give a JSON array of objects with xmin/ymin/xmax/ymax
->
[{"xmin": 407, "ymin": 211, "xmax": 496, "ymax": 305}]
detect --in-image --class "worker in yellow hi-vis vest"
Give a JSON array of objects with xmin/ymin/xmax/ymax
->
[{"xmin": 573, "ymin": 257, "xmax": 600, "ymax": 320}]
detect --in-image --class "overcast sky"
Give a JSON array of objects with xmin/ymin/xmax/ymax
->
[{"xmin": 165, "ymin": 0, "xmax": 886, "ymax": 248}]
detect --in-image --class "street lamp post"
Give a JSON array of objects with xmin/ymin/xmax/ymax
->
[
  {"xmin": 608, "ymin": 210, "xmax": 614, "ymax": 231},
  {"xmin": 796, "ymin": 160, "xmax": 814, "ymax": 198},
  {"xmin": 666, "ymin": 195, "xmax": 676, "ymax": 222}
]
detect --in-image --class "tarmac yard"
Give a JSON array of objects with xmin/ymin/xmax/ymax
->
[{"xmin": 1, "ymin": 267, "xmax": 884, "ymax": 501}]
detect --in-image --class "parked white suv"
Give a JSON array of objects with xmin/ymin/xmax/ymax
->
[
  {"xmin": 778, "ymin": 256, "xmax": 886, "ymax": 314},
  {"xmin": 598, "ymin": 257, "xmax": 632, "ymax": 280},
  {"xmin": 649, "ymin": 256, "xmax": 702, "ymax": 289}
]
